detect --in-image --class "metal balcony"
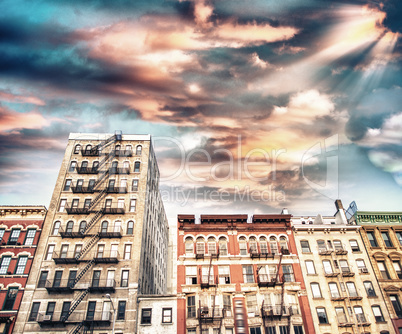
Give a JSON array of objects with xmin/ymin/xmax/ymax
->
[
  {"xmin": 200, "ymin": 276, "xmax": 216, "ymax": 289},
  {"xmin": 71, "ymin": 184, "xmax": 95, "ymax": 193},
  {"xmin": 65, "ymin": 204, "xmax": 90, "ymax": 214},
  {"xmin": 45, "ymin": 279, "xmax": 75, "ymax": 293},
  {"xmin": 341, "ymin": 268, "xmax": 355, "ymax": 277},
  {"xmin": 195, "ymin": 250, "xmax": 205, "ymax": 259},
  {"xmin": 37, "ymin": 312, "xmax": 71, "ymax": 327},
  {"xmin": 113, "ymin": 149, "xmax": 132, "ymax": 157},
  {"xmin": 348, "ymin": 293, "xmax": 362, "ymax": 301},
  {"xmin": 83, "ymin": 311, "xmax": 112, "ymax": 327},
  {"xmin": 318, "ymin": 248, "xmax": 333, "ymax": 255},
  {"xmin": 103, "ymin": 205, "xmax": 125, "ymax": 214},
  {"xmin": 198, "ymin": 307, "xmax": 224, "ymax": 322},
  {"xmin": 331, "ymin": 294, "xmax": 346, "ymax": 301},
  {"xmin": 98, "ymin": 224, "xmax": 123, "ymax": 238},
  {"xmin": 81, "ymin": 149, "xmax": 100, "ymax": 157},
  {"xmin": 88, "ymin": 279, "xmax": 116, "ymax": 293},
  {"xmin": 106, "ymin": 186, "xmax": 128, "ymax": 194},
  {"xmin": 261, "ymin": 305, "xmax": 295, "ymax": 318},
  {"xmin": 76, "ymin": 166, "xmax": 99, "ymax": 174},
  {"xmin": 324, "ymin": 271, "xmax": 339, "ymax": 278},
  {"xmin": 52, "ymin": 251, "xmax": 82, "ymax": 264},
  {"xmin": 257, "ymin": 274, "xmax": 281, "ymax": 287},
  {"xmin": 109, "ymin": 167, "xmax": 130, "ymax": 175},
  {"xmin": 94, "ymin": 250, "xmax": 119, "ymax": 263},
  {"xmin": 59, "ymin": 226, "xmax": 88, "ymax": 238}
]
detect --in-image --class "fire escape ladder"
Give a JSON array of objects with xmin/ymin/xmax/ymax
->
[
  {"xmin": 280, "ymin": 279, "xmax": 285, "ymax": 318},
  {"xmin": 93, "ymin": 133, "xmax": 117, "ymax": 153},
  {"xmin": 198, "ymin": 300, "xmax": 203, "ymax": 334},
  {"xmin": 62, "ymin": 288, "xmax": 90, "ymax": 322},
  {"xmin": 68, "ymin": 321, "xmax": 85, "ymax": 334},
  {"xmin": 88, "ymin": 187, "xmax": 108, "ymax": 210},
  {"xmin": 207, "ymin": 255, "xmax": 213, "ymax": 285},
  {"xmin": 72, "ymin": 258, "xmax": 96, "ymax": 287},
  {"xmin": 261, "ymin": 300, "xmax": 269, "ymax": 334},
  {"xmin": 76, "ymin": 233, "xmax": 100, "ymax": 260},
  {"xmin": 287, "ymin": 302, "xmax": 292, "ymax": 334},
  {"xmin": 81, "ymin": 209, "xmax": 104, "ymax": 235},
  {"xmin": 274, "ymin": 252, "xmax": 283, "ymax": 282}
]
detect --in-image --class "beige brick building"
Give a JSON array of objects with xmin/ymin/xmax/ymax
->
[
  {"xmin": 14, "ymin": 132, "xmax": 168, "ymax": 334},
  {"xmin": 293, "ymin": 200, "xmax": 393, "ymax": 334}
]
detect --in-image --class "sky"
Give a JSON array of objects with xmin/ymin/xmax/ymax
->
[{"xmin": 0, "ymin": 0, "xmax": 401, "ymax": 219}]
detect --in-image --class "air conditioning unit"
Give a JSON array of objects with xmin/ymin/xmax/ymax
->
[
  {"xmin": 43, "ymin": 315, "xmax": 52, "ymax": 321},
  {"xmin": 201, "ymin": 307, "xmax": 209, "ymax": 314},
  {"xmin": 360, "ymin": 268, "xmax": 368, "ymax": 273}
]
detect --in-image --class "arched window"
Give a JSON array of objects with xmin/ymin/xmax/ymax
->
[
  {"xmin": 85, "ymin": 144, "xmax": 92, "ymax": 154},
  {"xmin": 79, "ymin": 221, "xmax": 87, "ymax": 234},
  {"xmin": 52, "ymin": 221, "xmax": 61, "ymax": 235},
  {"xmin": 185, "ymin": 237, "xmax": 194, "ymax": 256},
  {"xmin": 101, "ymin": 221, "xmax": 108, "ymax": 234},
  {"xmin": 329, "ymin": 282, "xmax": 340, "ymax": 298},
  {"xmin": 363, "ymin": 281, "xmax": 376, "ymax": 297},
  {"xmin": 74, "ymin": 144, "xmax": 81, "ymax": 154},
  {"xmin": 136, "ymin": 145, "xmax": 142, "ymax": 156},
  {"xmin": 69, "ymin": 161, "xmax": 77, "ymax": 172},
  {"xmin": 259, "ymin": 237, "xmax": 268, "ymax": 255},
  {"xmin": 219, "ymin": 237, "xmax": 228, "ymax": 256},
  {"xmin": 123, "ymin": 161, "xmax": 129, "ymax": 171},
  {"xmin": 269, "ymin": 236, "xmax": 278, "ymax": 255},
  {"xmin": 115, "ymin": 145, "xmax": 121, "ymax": 154},
  {"xmin": 239, "ymin": 236, "xmax": 247, "ymax": 255},
  {"xmin": 127, "ymin": 221, "xmax": 134, "ymax": 235},
  {"xmin": 92, "ymin": 161, "xmax": 99, "ymax": 171},
  {"xmin": 279, "ymin": 236, "xmax": 289, "ymax": 253},
  {"xmin": 196, "ymin": 237, "xmax": 205, "ymax": 256},
  {"xmin": 207, "ymin": 237, "xmax": 217, "ymax": 255},
  {"xmin": 66, "ymin": 221, "xmax": 74, "ymax": 233},
  {"xmin": 125, "ymin": 145, "xmax": 132, "ymax": 155},
  {"xmin": 249, "ymin": 237, "xmax": 258, "ymax": 254},
  {"xmin": 111, "ymin": 161, "xmax": 118, "ymax": 173},
  {"xmin": 134, "ymin": 161, "xmax": 140, "ymax": 173}
]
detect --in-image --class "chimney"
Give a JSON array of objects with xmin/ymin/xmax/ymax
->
[{"xmin": 281, "ymin": 208, "xmax": 289, "ymax": 215}]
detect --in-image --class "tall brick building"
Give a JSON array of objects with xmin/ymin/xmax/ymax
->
[
  {"xmin": 0, "ymin": 205, "xmax": 46, "ymax": 334},
  {"xmin": 177, "ymin": 213, "xmax": 314, "ymax": 334},
  {"xmin": 14, "ymin": 132, "xmax": 168, "ymax": 334}
]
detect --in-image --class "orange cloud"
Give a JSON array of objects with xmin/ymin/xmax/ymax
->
[
  {"xmin": 0, "ymin": 106, "xmax": 50, "ymax": 133},
  {"xmin": 0, "ymin": 91, "xmax": 45, "ymax": 106}
]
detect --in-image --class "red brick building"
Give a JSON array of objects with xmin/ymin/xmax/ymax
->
[
  {"xmin": 177, "ymin": 213, "xmax": 314, "ymax": 334},
  {"xmin": 0, "ymin": 205, "xmax": 46, "ymax": 334}
]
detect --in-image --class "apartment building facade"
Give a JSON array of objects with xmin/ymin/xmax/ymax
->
[
  {"xmin": 293, "ymin": 200, "xmax": 393, "ymax": 334},
  {"xmin": 14, "ymin": 132, "xmax": 168, "ymax": 334},
  {"xmin": 0, "ymin": 205, "xmax": 46, "ymax": 334},
  {"xmin": 350, "ymin": 210, "xmax": 402, "ymax": 333},
  {"xmin": 177, "ymin": 213, "xmax": 314, "ymax": 334}
]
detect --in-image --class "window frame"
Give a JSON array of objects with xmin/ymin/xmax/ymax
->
[
  {"xmin": 28, "ymin": 302, "xmax": 40, "ymax": 321},
  {"xmin": 124, "ymin": 244, "xmax": 132, "ymax": 260},
  {"xmin": 14, "ymin": 256, "xmax": 28, "ymax": 275},
  {"xmin": 300, "ymin": 240, "xmax": 311, "ymax": 253},
  {"xmin": 311, "ymin": 283, "xmax": 322, "ymax": 298},
  {"xmin": 349, "ymin": 239, "xmax": 360, "ymax": 252},
  {"xmin": 121, "ymin": 270, "xmax": 129, "ymax": 287},
  {"xmin": 316, "ymin": 307, "xmax": 328, "ymax": 324},
  {"xmin": 117, "ymin": 301, "xmax": 126, "ymax": 320},
  {"xmin": 381, "ymin": 231, "xmax": 394, "ymax": 248},
  {"xmin": 367, "ymin": 231, "xmax": 379, "ymax": 247},
  {"xmin": 305, "ymin": 260, "xmax": 316, "ymax": 275},
  {"xmin": 372, "ymin": 305, "xmax": 385, "ymax": 322},
  {"xmin": 162, "ymin": 307, "xmax": 172, "ymax": 323},
  {"xmin": 141, "ymin": 308, "xmax": 152, "ymax": 324},
  {"xmin": 0, "ymin": 256, "xmax": 11, "ymax": 275}
]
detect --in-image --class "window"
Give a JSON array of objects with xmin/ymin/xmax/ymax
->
[
  {"xmin": 372, "ymin": 305, "xmax": 385, "ymax": 322},
  {"xmin": 382, "ymin": 232, "xmax": 394, "ymax": 247},
  {"xmin": 61, "ymin": 301, "xmax": 71, "ymax": 321},
  {"xmin": 279, "ymin": 326, "xmax": 289, "ymax": 334},
  {"xmin": 305, "ymin": 260, "xmax": 316, "ymax": 274},
  {"xmin": 0, "ymin": 256, "xmax": 11, "ymax": 274},
  {"xmin": 187, "ymin": 296, "xmax": 196, "ymax": 318},
  {"xmin": 378, "ymin": 261, "xmax": 390, "ymax": 279},
  {"xmin": 390, "ymin": 295, "xmax": 402, "ymax": 318},
  {"xmin": 132, "ymin": 179, "xmax": 139, "ymax": 191},
  {"xmin": 367, "ymin": 231, "xmax": 378, "ymax": 247},
  {"xmin": 219, "ymin": 238, "xmax": 228, "ymax": 256},
  {"xmin": 188, "ymin": 329, "xmax": 197, "ymax": 334},
  {"xmin": 24, "ymin": 229, "xmax": 36, "ymax": 246},
  {"xmin": 96, "ymin": 244, "xmax": 104, "ymax": 258},
  {"xmin": 259, "ymin": 238, "xmax": 268, "ymax": 255},
  {"xmin": 127, "ymin": 221, "xmax": 134, "ymax": 235},
  {"xmin": 293, "ymin": 326, "xmax": 304, "ymax": 334},
  {"xmin": 134, "ymin": 161, "xmax": 141, "ymax": 172},
  {"xmin": 354, "ymin": 306, "xmax": 366, "ymax": 323},
  {"xmin": 349, "ymin": 239, "xmax": 360, "ymax": 252},
  {"xmin": 101, "ymin": 221, "xmax": 108, "ymax": 234},
  {"xmin": 46, "ymin": 301, "xmax": 56, "ymax": 319},
  {"xmin": 269, "ymin": 237, "xmax": 279, "ymax": 254},
  {"xmin": 3, "ymin": 287, "xmax": 18, "ymax": 310},
  {"xmin": 282, "ymin": 265, "xmax": 294, "ymax": 282},
  {"xmin": 219, "ymin": 266, "xmax": 231, "ymax": 284},
  {"xmin": 250, "ymin": 328, "xmax": 262, "ymax": 334},
  {"xmin": 60, "ymin": 244, "xmax": 69, "ymax": 258},
  {"xmin": 86, "ymin": 301, "xmax": 96, "ymax": 320},
  {"xmin": 129, "ymin": 199, "xmax": 136, "ymax": 212},
  {"xmin": 15, "ymin": 256, "xmax": 28, "ymax": 275},
  {"xmin": 38, "ymin": 271, "xmax": 48, "ymax": 288},
  {"xmin": 63, "ymin": 179, "xmax": 72, "ymax": 191},
  {"xmin": 121, "ymin": 270, "xmax": 129, "ymax": 287},
  {"xmin": 196, "ymin": 239, "xmax": 205, "ymax": 256},
  {"xmin": 185, "ymin": 238, "xmax": 194, "ymax": 255},
  {"xmin": 243, "ymin": 265, "xmax": 254, "ymax": 283},
  {"xmin": 246, "ymin": 294, "xmax": 258, "ymax": 314},
  {"xmin": 136, "ymin": 145, "xmax": 142, "ymax": 156},
  {"xmin": 118, "ymin": 301, "xmax": 126, "ymax": 320},
  {"xmin": 239, "ymin": 237, "xmax": 247, "ymax": 255},
  {"xmin": 162, "ymin": 308, "xmax": 172, "ymax": 323},
  {"xmin": 29, "ymin": 302, "xmax": 40, "ymax": 321},
  {"xmin": 347, "ymin": 282, "xmax": 358, "ymax": 297},
  {"xmin": 300, "ymin": 240, "xmax": 310, "ymax": 253},
  {"xmin": 394, "ymin": 261, "xmax": 402, "ymax": 279},
  {"xmin": 0, "ymin": 229, "xmax": 4, "ymax": 242},
  {"xmin": 8, "ymin": 229, "xmax": 20, "ymax": 245},
  {"xmin": 339, "ymin": 260, "xmax": 350, "ymax": 274},
  {"xmin": 124, "ymin": 244, "xmax": 131, "ymax": 259},
  {"xmin": 92, "ymin": 270, "xmax": 100, "ymax": 287},
  {"xmin": 186, "ymin": 266, "xmax": 197, "ymax": 285},
  {"xmin": 79, "ymin": 221, "xmax": 87, "ymax": 234},
  {"xmin": 396, "ymin": 232, "xmax": 402, "ymax": 246},
  {"xmin": 74, "ymin": 144, "xmax": 81, "ymax": 154},
  {"xmin": 311, "ymin": 283, "xmax": 322, "ymax": 298},
  {"xmin": 363, "ymin": 281, "xmax": 376, "ymax": 297},
  {"xmin": 223, "ymin": 294, "xmax": 232, "ymax": 317},
  {"xmin": 66, "ymin": 221, "xmax": 74, "ymax": 233},
  {"xmin": 74, "ymin": 244, "xmax": 82, "ymax": 258},
  {"xmin": 51, "ymin": 221, "xmax": 60, "ymax": 236},
  {"xmin": 118, "ymin": 199, "xmax": 124, "ymax": 209},
  {"xmin": 68, "ymin": 271, "xmax": 77, "ymax": 287},
  {"xmin": 69, "ymin": 161, "xmax": 77, "ymax": 172},
  {"xmin": 329, "ymin": 282, "xmax": 341, "ymax": 298},
  {"xmin": 335, "ymin": 307, "xmax": 348, "ymax": 324},
  {"xmin": 53, "ymin": 270, "xmax": 63, "ymax": 287},
  {"xmin": 208, "ymin": 239, "xmax": 217, "ymax": 255},
  {"xmin": 322, "ymin": 260, "xmax": 333, "ymax": 274},
  {"xmin": 59, "ymin": 199, "xmax": 67, "ymax": 212},
  {"xmin": 316, "ymin": 307, "xmax": 328, "ymax": 324},
  {"xmin": 356, "ymin": 259, "xmax": 368, "ymax": 273},
  {"xmin": 141, "ymin": 308, "xmax": 152, "ymax": 324}
]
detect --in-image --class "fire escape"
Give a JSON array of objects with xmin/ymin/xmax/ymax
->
[
  {"xmin": 197, "ymin": 245, "xmax": 225, "ymax": 334},
  {"xmin": 319, "ymin": 240, "xmax": 368, "ymax": 334},
  {"xmin": 38, "ymin": 133, "xmax": 122, "ymax": 332}
]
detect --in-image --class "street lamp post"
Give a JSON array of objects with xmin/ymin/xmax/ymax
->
[{"xmin": 105, "ymin": 293, "xmax": 116, "ymax": 334}]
